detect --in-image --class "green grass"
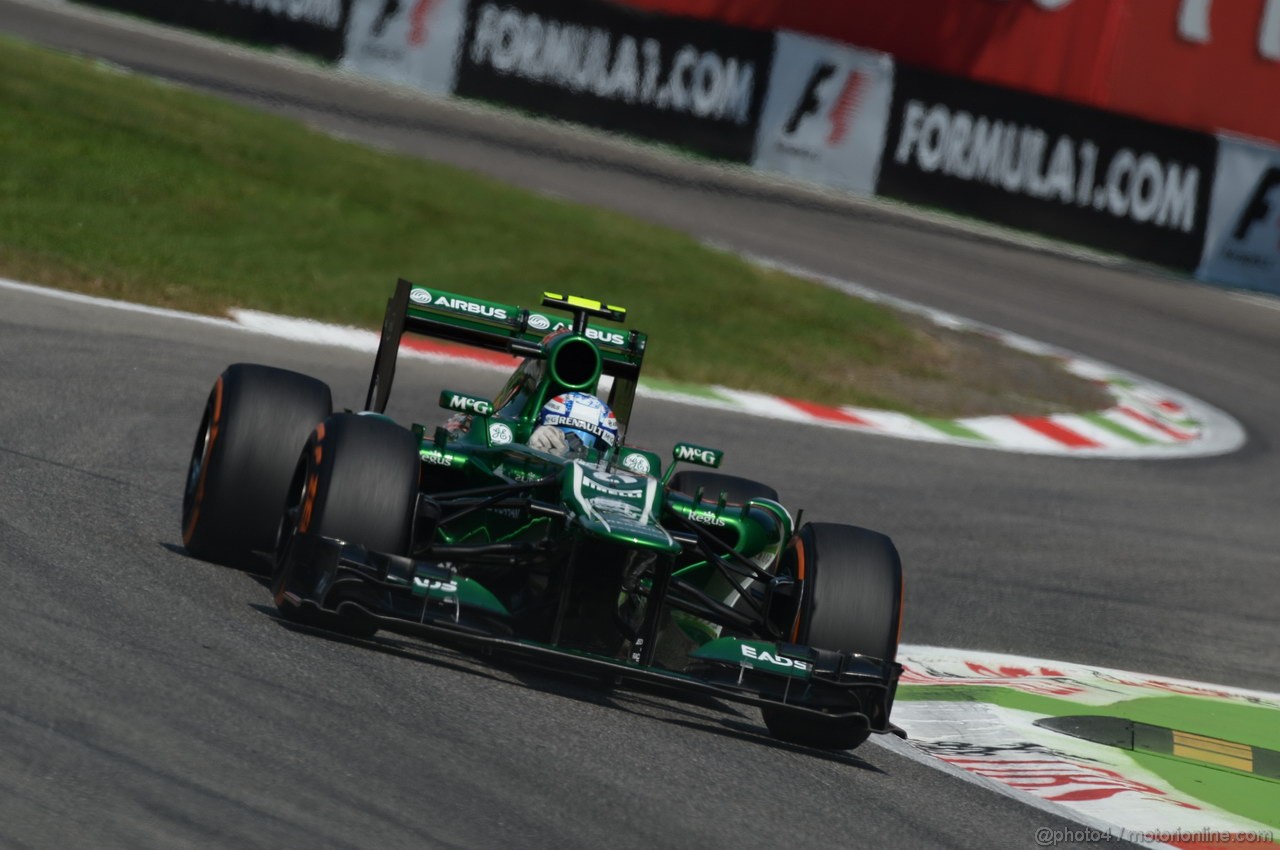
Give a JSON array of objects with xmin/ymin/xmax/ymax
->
[{"xmin": 0, "ymin": 38, "xmax": 1108, "ymax": 416}]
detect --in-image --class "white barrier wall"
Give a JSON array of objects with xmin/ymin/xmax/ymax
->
[
  {"xmin": 341, "ymin": 0, "xmax": 467, "ymax": 95},
  {"xmin": 751, "ymin": 33, "xmax": 893, "ymax": 195},
  {"xmin": 1198, "ymin": 136, "xmax": 1280, "ymax": 294}
]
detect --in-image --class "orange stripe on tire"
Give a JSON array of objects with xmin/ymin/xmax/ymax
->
[
  {"xmin": 182, "ymin": 376, "xmax": 223, "ymax": 544},
  {"xmin": 298, "ymin": 472, "xmax": 318, "ymax": 533},
  {"xmin": 298, "ymin": 423, "xmax": 326, "ymax": 534},
  {"xmin": 789, "ymin": 536, "xmax": 807, "ymax": 643}
]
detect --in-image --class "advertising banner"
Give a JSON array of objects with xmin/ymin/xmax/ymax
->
[
  {"xmin": 341, "ymin": 0, "xmax": 467, "ymax": 94},
  {"xmin": 1198, "ymin": 137, "xmax": 1280, "ymax": 294},
  {"xmin": 611, "ymin": 0, "xmax": 1280, "ymax": 148},
  {"xmin": 878, "ymin": 67, "xmax": 1217, "ymax": 271},
  {"xmin": 74, "ymin": 0, "xmax": 352, "ymax": 61},
  {"xmin": 453, "ymin": 0, "xmax": 774, "ymax": 162},
  {"xmin": 751, "ymin": 32, "xmax": 893, "ymax": 195}
]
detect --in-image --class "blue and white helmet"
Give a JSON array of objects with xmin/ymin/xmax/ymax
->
[{"xmin": 537, "ymin": 392, "xmax": 618, "ymax": 451}]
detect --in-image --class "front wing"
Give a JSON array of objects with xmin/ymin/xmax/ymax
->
[{"xmin": 275, "ymin": 533, "xmax": 904, "ymax": 736}]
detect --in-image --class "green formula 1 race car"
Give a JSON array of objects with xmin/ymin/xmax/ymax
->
[{"xmin": 181, "ymin": 281, "xmax": 905, "ymax": 750}]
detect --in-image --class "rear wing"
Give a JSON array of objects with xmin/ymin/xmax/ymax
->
[{"xmin": 364, "ymin": 279, "xmax": 648, "ymax": 420}]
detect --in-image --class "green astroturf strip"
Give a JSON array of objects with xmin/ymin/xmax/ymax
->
[
  {"xmin": 1082, "ymin": 412, "xmax": 1156, "ymax": 444},
  {"xmin": 917, "ymin": 418, "xmax": 990, "ymax": 441},
  {"xmin": 1130, "ymin": 751, "xmax": 1280, "ymax": 832},
  {"xmin": 900, "ymin": 685, "xmax": 1280, "ymax": 830}
]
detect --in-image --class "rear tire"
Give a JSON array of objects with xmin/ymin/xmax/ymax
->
[
  {"xmin": 182, "ymin": 364, "xmax": 332, "ymax": 570},
  {"xmin": 762, "ymin": 522, "xmax": 903, "ymax": 750},
  {"xmin": 667, "ymin": 471, "xmax": 778, "ymax": 504},
  {"xmin": 273, "ymin": 413, "xmax": 420, "ymax": 637}
]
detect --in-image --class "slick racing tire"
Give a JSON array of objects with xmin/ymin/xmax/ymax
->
[
  {"xmin": 182, "ymin": 363, "xmax": 332, "ymax": 571},
  {"xmin": 273, "ymin": 413, "xmax": 420, "ymax": 638},
  {"xmin": 667, "ymin": 471, "xmax": 778, "ymax": 504},
  {"xmin": 762, "ymin": 523, "xmax": 903, "ymax": 750}
]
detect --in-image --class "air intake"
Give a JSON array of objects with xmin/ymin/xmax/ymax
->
[{"xmin": 548, "ymin": 335, "xmax": 601, "ymax": 390}]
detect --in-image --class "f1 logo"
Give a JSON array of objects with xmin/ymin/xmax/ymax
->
[
  {"xmin": 782, "ymin": 62, "xmax": 865, "ymax": 146},
  {"xmin": 784, "ymin": 62, "xmax": 836, "ymax": 135},
  {"xmin": 1232, "ymin": 167, "xmax": 1280, "ymax": 241}
]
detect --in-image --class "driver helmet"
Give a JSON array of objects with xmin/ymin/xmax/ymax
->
[{"xmin": 537, "ymin": 392, "xmax": 619, "ymax": 452}]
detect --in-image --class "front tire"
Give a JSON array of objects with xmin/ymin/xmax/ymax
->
[
  {"xmin": 762, "ymin": 522, "xmax": 903, "ymax": 750},
  {"xmin": 273, "ymin": 413, "xmax": 420, "ymax": 636},
  {"xmin": 182, "ymin": 363, "xmax": 332, "ymax": 570}
]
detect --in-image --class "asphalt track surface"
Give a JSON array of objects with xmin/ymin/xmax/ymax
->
[{"xmin": 1, "ymin": 2, "xmax": 1277, "ymax": 847}]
